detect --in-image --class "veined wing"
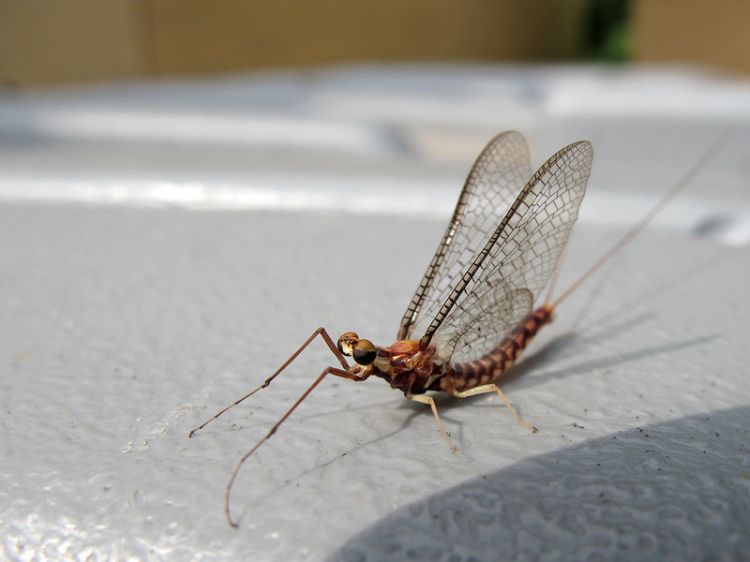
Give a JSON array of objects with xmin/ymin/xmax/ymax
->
[
  {"xmin": 428, "ymin": 140, "xmax": 594, "ymax": 364},
  {"xmin": 397, "ymin": 131, "xmax": 532, "ymax": 341}
]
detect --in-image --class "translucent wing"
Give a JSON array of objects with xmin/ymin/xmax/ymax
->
[
  {"xmin": 397, "ymin": 131, "xmax": 532, "ymax": 341},
  {"xmin": 428, "ymin": 140, "xmax": 594, "ymax": 364}
]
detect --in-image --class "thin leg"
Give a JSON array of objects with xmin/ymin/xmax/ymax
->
[
  {"xmin": 225, "ymin": 366, "xmax": 367, "ymax": 528},
  {"xmin": 189, "ymin": 327, "xmax": 350, "ymax": 437},
  {"xmin": 453, "ymin": 384, "xmax": 538, "ymax": 433},
  {"xmin": 407, "ymin": 394, "xmax": 458, "ymax": 453}
]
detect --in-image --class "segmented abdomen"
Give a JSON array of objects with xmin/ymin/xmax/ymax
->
[{"xmin": 440, "ymin": 305, "xmax": 553, "ymax": 393}]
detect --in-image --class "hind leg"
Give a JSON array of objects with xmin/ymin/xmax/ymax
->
[{"xmin": 453, "ymin": 384, "xmax": 538, "ymax": 433}]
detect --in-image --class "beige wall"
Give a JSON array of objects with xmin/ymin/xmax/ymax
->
[
  {"xmin": 148, "ymin": 0, "xmax": 583, "ymax": 75},
  {"xmin": 5, "ymin": 1, "xmax": 749, "ymax": 88},
  {"xmin": 0, "ymin": 0, "xmax": 151, "ymax": 87},
  {"xmin": 633, "ymin": 0, "xmax": 750, "ymax": 76},
  {"xmin": 0, "ymin": 0, "xmax": 584, "ymax": 87}
]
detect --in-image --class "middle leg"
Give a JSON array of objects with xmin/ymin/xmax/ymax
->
[
  {"xmin": 453, "ymin": 384, "xmax": 538, "ymax": 433},
  {"xmin": 407, "ymin": 394, "xmax": 458, "ymax": 453}
]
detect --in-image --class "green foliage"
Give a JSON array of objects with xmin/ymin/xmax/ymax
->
[{"xmin": 582, "ymin": 0, "xmax": 632, "ymax": 61}]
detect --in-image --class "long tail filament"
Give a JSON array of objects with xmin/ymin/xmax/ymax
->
[{"xmin": 550, "ymin": 128, "xmax": 731, "ymax": 308}]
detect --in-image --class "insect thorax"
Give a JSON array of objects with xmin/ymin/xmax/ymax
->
[{"xmin": 370, "ymin": 340, "xmax": 439, "ymax": 395}]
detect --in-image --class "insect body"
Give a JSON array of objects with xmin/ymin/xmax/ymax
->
[
  {"xmin": 343, "ymin": 304, "xmax": 554, "ymax": 432},
  {"xmin": 189, "ymin": 130, "xmax": 726, "ymax": 527},
  {"xmin": 316, "ymin": 132, "xmax": 593, "ymax": 443}
]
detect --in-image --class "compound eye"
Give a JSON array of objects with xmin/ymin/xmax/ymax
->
[{"xmin": 352, "ymin": 339, "xmax": 377, "ymax": 365}]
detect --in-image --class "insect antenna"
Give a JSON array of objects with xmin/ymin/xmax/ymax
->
[{"xmin": 549, "ymin": 129, "xmax": 732, "ymax": 308}]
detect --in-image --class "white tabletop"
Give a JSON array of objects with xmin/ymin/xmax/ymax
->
[{"xmin": 1, "ymin": 64, "xmax": 749, "ymax": 561}]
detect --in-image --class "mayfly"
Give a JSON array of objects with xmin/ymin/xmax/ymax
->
[{"xmin": 189, "ymin": 130, "xmax": 727, "ymax": 528}]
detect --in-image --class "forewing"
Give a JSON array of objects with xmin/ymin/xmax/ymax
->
[
  {"xmin": 429, "ymin": 140, "xmax": 594, "ymax": 364},
  {"xmin": 397, "ymin": 131, "xmax": 532, "ymax": 340},
  {"xmin": 431, "ymin": 287, "xmax": 533, "ymax": 365}
]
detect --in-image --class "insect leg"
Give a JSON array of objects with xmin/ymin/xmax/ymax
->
[
  {"xmin": 189, "ymin": 327, "xmax": 351, "ymax": 437},
  {"xmin": 225, "ymin": 365, "xmax": 368, "ymax": 528},
  {"xmin": 407, "ymin": 394, "xmax": 458, "ymax": 454},
  {"xmin": 453, "ymin": 384, "xmax": 538, "ymax": 433}
]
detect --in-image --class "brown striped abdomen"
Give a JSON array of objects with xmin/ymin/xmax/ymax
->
[{"xmin": 440, "ymin": 305, "xmax": 554, "ymax": 393}]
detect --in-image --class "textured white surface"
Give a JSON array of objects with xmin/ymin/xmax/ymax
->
[
  {"xmin": 333, "ymin": 406, "xmax": 750, "ymax": 562},
  {"xmin": 2, "ymin": 206, "xmax": 749, "ymax": 561},
  {"xmin": 1, "ymin": 65, "xmax": 750, "ymax": 561}
]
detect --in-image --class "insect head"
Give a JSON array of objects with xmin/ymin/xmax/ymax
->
[{"xmin": 337, "ymin": 332, "xmax": 377, "ymax": 365}]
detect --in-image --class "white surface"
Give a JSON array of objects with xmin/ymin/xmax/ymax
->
[{"xmin": 1, "ymin": 65, "xmax": 749, "ymax": 561}]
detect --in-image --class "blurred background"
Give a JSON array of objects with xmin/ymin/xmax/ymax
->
[
  {"xmin": 0, "ymin": 0, "xmax": 748, "ymax": 224},
  {"xmin": 1, "ymin": 0, "xmax": 749, "ymax": 86}
]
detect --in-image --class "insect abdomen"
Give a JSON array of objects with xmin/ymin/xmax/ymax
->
[{"xmin": 446, "ymin": 305, "xmax": 553, "ymax": 392}]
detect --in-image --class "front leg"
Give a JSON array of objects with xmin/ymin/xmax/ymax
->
[{"xmin": 189, "ymin": 327, "xmax": 353, "ymax": 437}]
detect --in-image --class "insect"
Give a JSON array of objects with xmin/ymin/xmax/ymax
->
[{"xmin": 188, "ymin": 130, "xmax": 727, "ymax": 528}]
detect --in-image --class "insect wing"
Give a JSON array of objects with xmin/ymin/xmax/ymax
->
[
  {"xmin": 397, "ymin": 131, "xmax": 533, "ymax": 341},
  {"xmin": 429, "ymin": 140, "xmax": 594, "ymax": 364}
]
